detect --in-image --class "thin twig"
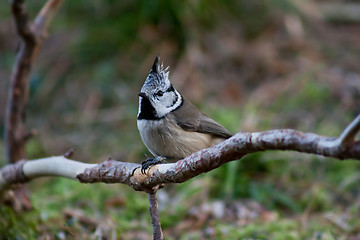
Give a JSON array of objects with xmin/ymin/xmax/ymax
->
[
  {"xmin": 63, "ymin": 148, "xmax": 75, "ymax": 159},
  {"xmin": 34, "ymin": 0, "xmax": 64, "ymax": 35},
  {"xmin": 338, "ymin": 114, "xmax": 360, "ymax": 145},
  {"xmin": 148, "ymin": 192, "xmax": 163, "ymax": 240}
]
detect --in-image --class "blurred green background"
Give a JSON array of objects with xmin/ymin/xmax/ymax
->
[{"xmin": 1, "ymin": 0, "xmax": 360, "ymax": 239}]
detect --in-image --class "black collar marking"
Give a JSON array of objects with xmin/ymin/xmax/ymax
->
[
  {"xmin": 137, "ymin": 94, "xmax": 183, "ymax": 121},
  {"xmin": 138, "ymin": 97, "xmax": 159, "ymax": 120},
  {"xmin": 137, "ymin": 85, "xmax": 182, "ymax": 121}
]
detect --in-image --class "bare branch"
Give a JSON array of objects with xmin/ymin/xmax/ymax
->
[
  {"xmin": 1, "ymin": 115, "xmax": 360, "ymax": 193},
  {"xmin": 33, "ymin": 0, "xmax": 64, "ymax": 37},
  {"xmin": 0, "ymin": 160, "xmax": 28, "ymax": 188},
  {"xmin": 76, "ymin": 127, "xmax": 360, "ymax": 191},
  {"xmin": 148, "ymin": 192, "xmax": 164, "ymax": 240},
  {"xmin": 11, "ymin": 0, "xmax": 35, "ymax": 43},
  {"xmin": 63, "ymin": 148, "xmax": 75, "ymax": 159},
  {"xmin": 5, "ymin": 0, "xmax": 64, "ymax": 211},
  {"xmin": 23, "ymin": 157, "xmax": 96, "ymax": 180},
  {"xmin": 338, "ymin": 114, "xmax": 360, "ymax": 145},
  {"xmin": 5, "ymin": 0, "xmax": 63, "ymax": 212},
  {"xmin": 0, "ymin": 156, "xmax": 96, "ymax": 191},
  {"xmin": 5, "ymin": 0, "xmax": 64, "ymax": 164}
]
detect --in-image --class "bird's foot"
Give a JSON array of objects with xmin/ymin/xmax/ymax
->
[{"xmin": 141, "ymin": 156, "xmax": 166, "ymax": 174}]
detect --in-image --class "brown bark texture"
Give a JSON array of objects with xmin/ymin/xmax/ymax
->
[{"xmin": 4, "ymin": 0, "xmax": 64, "ymax": 211}]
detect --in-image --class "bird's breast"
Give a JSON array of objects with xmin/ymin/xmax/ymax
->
[{"xmin": 137, "ymin": 116, "xmax": 218, "ymax": 160}]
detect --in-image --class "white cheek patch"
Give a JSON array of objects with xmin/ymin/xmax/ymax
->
[{"xmin": 155, "ymin": 91, "xmax": 182, "ymax": 118}]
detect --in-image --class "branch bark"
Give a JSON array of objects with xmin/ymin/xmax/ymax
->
[
  {"xmin": 148, "ymin": 192, "xmax": 163, "ymax": 240},
  {"xmin": 6, "ymin": 0, "xmax": 64, "ymax": 164},
  {"xmin": 338, "ymin": 114, "xmax": 360, "ymax": 145},
  {"xmin": 5, "ymin": 0, "xmax": 64, "ymax": 210},
  {"xmin": 1, "ymin": 114, "xmax": 359, "ymax": 192}
]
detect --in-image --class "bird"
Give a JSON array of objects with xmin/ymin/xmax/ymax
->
[{"xmin": 137, "ymin": 56, "xmax": 232, "ymax": 174}]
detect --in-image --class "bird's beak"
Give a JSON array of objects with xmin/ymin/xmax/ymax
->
[{"xmin": 138, "ymin": 92, "xmax": 148, "ymax": 99}]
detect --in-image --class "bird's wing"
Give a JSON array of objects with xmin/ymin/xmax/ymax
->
[{"xmin": 171, "ymin": 97, "xmax": 233, "ymax": 139}]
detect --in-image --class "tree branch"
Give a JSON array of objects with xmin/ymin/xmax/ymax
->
[
  {"xmin": 338, "ymin": 114, "xmax": 360, "ymax": 145},
  {"xmin": 1, "ymin": 115, "xmax": 360, "ymax": 192},
  {"xmin": 148, "ymin": 192, "xmax": 163, "ymax": 240},
  {"xmin": 10, "ymin": 0, "xmax": 35, "ymax": 43},
  {"xmin": 5, "ymin": 0, "xmax": 64, "ymax": 210},
  {"xmin": 0, "ymin": 156, "xmax": 95, "ymax": 193},
  {"xmin": 5, "ymin": 0, "xmax": 64, "ymax": 164}
]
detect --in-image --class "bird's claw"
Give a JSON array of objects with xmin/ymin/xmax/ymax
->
[{"xmin": 141, "ymin": 156, "xmax": 166, "ymax": 174}]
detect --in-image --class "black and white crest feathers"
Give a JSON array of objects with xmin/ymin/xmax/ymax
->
[
  {"xmin": 137, "ymin": 57, "xmax": 183, "ymax": 120},
  {"xmin": 142, "ymin": 56, "xmax": 170, "ymax": 94}
]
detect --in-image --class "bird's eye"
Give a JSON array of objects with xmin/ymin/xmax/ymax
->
[{"xmin": 155, "ymin": 90, "xmax": 164, "ymax": 97}]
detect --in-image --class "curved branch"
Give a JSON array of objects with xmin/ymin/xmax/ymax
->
[
  {"xmin": 76, "ymin": 128, "xmax": 360, "ymax": 191},
  {"xmin": 338, "ymin": 114, "xmax": 360, "ymax": 145},
  {"xmin": 5, "ymin": 0, "xmax": 64, "ymax": 210},
  {"xmin": 5, "ymin": 0, "xmax": 64, "ymax": 164},
  {"xmin": 1, "ymin": 115, "xmax": 360, "ymax": 192},
  {"xmin": 11, "ymin": 0, "xmax": 35, "ymax": 43},
  {"xmin": 0, "ymin": 157, "xmax": 96, "ymax": 191}
]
